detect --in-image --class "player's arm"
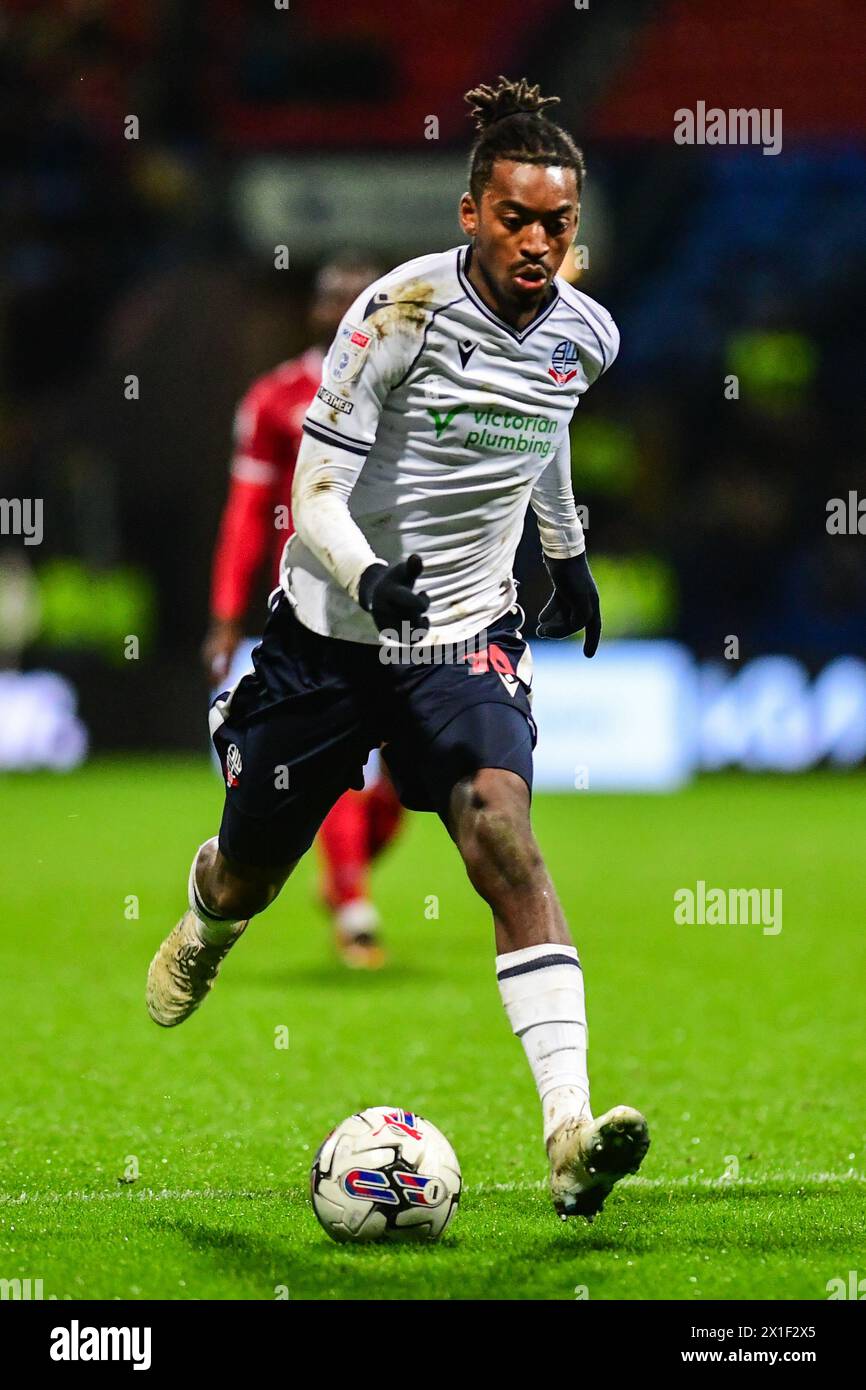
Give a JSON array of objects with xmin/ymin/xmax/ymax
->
[
  {"xmin": 531, "ymin": 307, "xmax": 619, "ymax": 656},
  {"xmin": 204, "ymin": 391, "xmax": 282, "ymax": 682},
  {"xmin": 292, "ymin": 312, "xmax": 429, "ymax": 633},
  {"xmin": 531, "ymin": 432, "xmax": 601, "ymax": 656}
]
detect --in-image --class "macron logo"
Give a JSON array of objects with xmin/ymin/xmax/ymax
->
[{"xmin": 50, "ymin": 1321, "xmax": 152, "ymax": 1371}]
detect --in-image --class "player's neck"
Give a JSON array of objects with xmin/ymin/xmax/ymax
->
[{"xmin": 465, "ymin": 245, "xmax": 554, "ymax": 333}]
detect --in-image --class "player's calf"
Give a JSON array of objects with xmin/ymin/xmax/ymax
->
[
  {"xmin": 194, "ymin": 836, "xmax": 291, "ymax": 920},
  {"xmin": 451, "ymin": 768, "xmax": 649, "ymax": 1220},
  {"xmin": 450, "ymin": 768, "xmax": 569, "ymax": 949},
  {"xmin": 146, "ymin": 837, "xmax": 294, "ymax": 1027},
  {"xmin": 453, "ymin": 771, "xmax": 589, "ymax": 1141}
]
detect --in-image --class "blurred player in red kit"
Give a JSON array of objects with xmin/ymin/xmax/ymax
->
[{"xmin": 202, "ymin": 250, "xmax": 402, "ymax": 969}]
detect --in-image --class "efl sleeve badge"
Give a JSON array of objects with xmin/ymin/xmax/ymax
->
[{"xmin": 328, "ymin": 323, "xmax": 373, "ymax": 384}]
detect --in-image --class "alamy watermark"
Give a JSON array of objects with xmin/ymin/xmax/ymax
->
[
  {"xmin": 0, "ymin": 497, "xmax": 43, "ymax": 545},
  {"xmin": 674, "ymin": 102, "xmax": 782, "ymax": 156},
  {"xmin": 50, "ymin": 1321, "xmax": 151, "ymax": 1370},
  {"xmin": 378, "ymin": 624, "xmax": 490, "ymax": 666},
  {"xmin": 826, "ymin": 1270, "xmax": 866, "ymax": 1299},
  {"xmin": 674, "ymin": 880, "xmax": 782, "ymax": 935},
  {"xmin": 826, "ymin": 491, "xmax": 865, "ymax": 535},
  {"xmin": 1, "ymin": 1276, "xmax": 68, "ymax": 1300}
]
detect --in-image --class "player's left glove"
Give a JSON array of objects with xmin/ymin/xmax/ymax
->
[{"xmin": 537, "ymin": 552, "xmax": 601, "ymax": 657}]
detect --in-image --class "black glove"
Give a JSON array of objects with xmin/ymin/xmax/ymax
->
[
  {"xmin": 358, "ymin": 553, "xmax": 430, "ymax": 635},
  {"xmin": 537, "ymin": 552, "xmax": 601, "ymax": 656}
]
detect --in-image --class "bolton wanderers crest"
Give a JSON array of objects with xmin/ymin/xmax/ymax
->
[{"xmin": 549, "ymin": 339, "xmax": 579, "ymax": 385}]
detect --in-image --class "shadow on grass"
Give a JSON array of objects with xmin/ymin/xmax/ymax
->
[
  {"xmin": 144, "ymin": 1210, "xmax": 462, "ymax": 1297},
  {"xmin": 478, "ymin": 1184, "xmax": 866, "ymax": 1259},
  {"xmin": 137, "ymin": 1181, "xmax": 863, "ymax": 1297},
  {"xmin": 235, "ymin": 960, "xmax": 435, "ymax": 990}
]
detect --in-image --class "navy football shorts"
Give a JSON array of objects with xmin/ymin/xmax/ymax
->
[{"xmin": 209, "ymin": 593, "xmax": 537, "ymax": 866}]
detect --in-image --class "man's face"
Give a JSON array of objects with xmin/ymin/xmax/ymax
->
[
  {"xmin": 309, "ymin": 265, "xmax": 379, "ymax": 345},
  {"xmin": 459, "ymin": 161, "xmax": 579, "ymax": 320}
]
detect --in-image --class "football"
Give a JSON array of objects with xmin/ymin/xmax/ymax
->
[{"xmin": 310, "ymin": 1107, "xmax": 462, "ymax": 1243}]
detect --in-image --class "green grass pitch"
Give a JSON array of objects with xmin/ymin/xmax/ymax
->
[{"xmin": 1, "ymin": 760, "xmax": 864, "ymax": 1300}]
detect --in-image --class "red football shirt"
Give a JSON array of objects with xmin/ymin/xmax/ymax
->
[{"xmin": 210, "ymin": 349, "xmax": 323, "ymax": 622}]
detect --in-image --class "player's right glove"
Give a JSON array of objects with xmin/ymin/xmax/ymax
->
[
  {"xmin": 537, "ymin": 552, "xmax": 602, "ymax": 656},
  {"xmin": 358, "ymin": 553, "xmax": 431, "ymax": 635}
]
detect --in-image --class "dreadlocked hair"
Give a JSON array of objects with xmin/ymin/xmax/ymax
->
[{"xmin": 464, "ymin": 76, "xmax": 585, "ymax": 201}]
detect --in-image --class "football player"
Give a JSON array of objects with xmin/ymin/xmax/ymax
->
[{"xmin": 149, "ymin": 78, "xmax": 649, "ymax": 1221}]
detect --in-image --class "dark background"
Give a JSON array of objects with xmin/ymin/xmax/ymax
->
[{"xmin": 2, "ymin": 0, "xmax": 864, "ymax": 751}]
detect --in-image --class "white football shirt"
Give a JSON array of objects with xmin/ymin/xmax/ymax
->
[{"xmin": 281, "ymin": 245, "xmax": 619, "ymax": 645}]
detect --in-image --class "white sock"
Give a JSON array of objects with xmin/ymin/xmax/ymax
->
[
  {"xmin": 335, "ymin": 899, "xmax": 380, "ymax": 939},
  {"xmin": 496, "ymin": 943, "xmax": 591, "ymax": 1144},
  {"xmin": 188, "ymin": 838, "xmax": 243, "ymax": 946}
]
